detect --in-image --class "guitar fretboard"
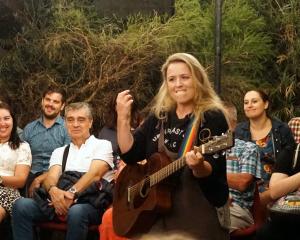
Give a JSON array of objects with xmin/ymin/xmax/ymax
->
[{"xmin": 150, "ymin": 156, "xmax": 185, "ymax": 186}]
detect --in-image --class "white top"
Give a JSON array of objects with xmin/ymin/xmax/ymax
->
[
  {"xmin": 0, "ymin": 142, "xmax": 32, "ymax": 176},
  {"xmin": 49, "ymin": 135, "xmax": 114, "ymax": 182}
]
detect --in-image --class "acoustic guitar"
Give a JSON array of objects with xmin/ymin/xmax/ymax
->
[{"xmin": 113, "ymin": 130, "xmax": 234, "ymax": 237}]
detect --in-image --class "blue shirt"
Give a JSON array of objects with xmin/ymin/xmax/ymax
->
[
  {"xmin": 22, "ymin": 116, "xmax": 70, "ymax": 174},
  {"xmin": 226, "ymin": 138, "xmax": 262, "ymax": 209}
]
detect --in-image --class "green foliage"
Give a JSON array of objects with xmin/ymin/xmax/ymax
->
[
  {"xmin": 0, "ymin": 0, "xmax": 298, "ymax": 130},
  {"xmin": 222, "ymin": 0, "xmax": 273, "ymax": 79},
  {"xmin": 249, "ymin": 0, "xmax": 300, "ymax": 121}
]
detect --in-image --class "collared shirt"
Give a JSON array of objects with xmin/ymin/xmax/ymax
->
[
  {"xmin": 49, "ymin": 135, "xmax": 114, "ymax": 182},
  {"xmin": 226, "ymin": 138, "xmax": 262, "ymax": 209},
  {"xmin": 22, "ymin": 116, "xmax": 70, "ymax": 174}
]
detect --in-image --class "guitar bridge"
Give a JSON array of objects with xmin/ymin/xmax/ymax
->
[{"xmin": 127, "ymin": 187, "xmax": 131, "ymax": 204}]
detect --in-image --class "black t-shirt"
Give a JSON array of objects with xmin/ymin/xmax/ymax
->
[
  {"xmin": 273, "ymin": 146, "xmax": 300, "ymax": 176},
  {"xmin": 121, "ymin": 109, "xmax": 229, "ymax": 207}
]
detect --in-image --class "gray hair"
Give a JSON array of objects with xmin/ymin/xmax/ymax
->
[{"xmin": 65, "ymin": 102, "xmax": 93, "ymax": 119}]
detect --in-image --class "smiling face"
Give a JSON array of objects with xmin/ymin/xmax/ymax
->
[
  {"xmin": 0, "ymin": 108, "xmax": 13, "ymax": 143},
  {"xmin": 244, "ymin": 90, "xmax": 269, "ymax": 120},
  {"xmin": 41, "ymin": 92, "xmax": 65, "ymax": 120},
  {"xmin": 166, "ymin": 61, "xmax": 195, "ymax": 108}
]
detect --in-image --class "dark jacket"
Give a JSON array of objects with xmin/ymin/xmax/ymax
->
[{"xmin": 235, "ymin": 118, "xmax": 296, "ymax": 160}]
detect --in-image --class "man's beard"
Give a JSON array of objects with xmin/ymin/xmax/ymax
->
[{"xmin": 43, "ymin": 111, "xmax": 60, "ymax": 120}]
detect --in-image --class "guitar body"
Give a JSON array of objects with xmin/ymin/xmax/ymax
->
[
  {"xmin": 112, "ymin": 130, "xmax": 234, "ymax": 237},
  {"xmin": 113, "ymin": 152, "xmax": 172, "ymax": 237}
]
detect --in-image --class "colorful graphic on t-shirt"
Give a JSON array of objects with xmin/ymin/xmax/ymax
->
[{"xmin": 254, "ymin": 132, "xmax": 275, "ymax": 192}]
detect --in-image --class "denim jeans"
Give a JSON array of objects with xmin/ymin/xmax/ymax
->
[{"xmin": 12, "ymin": 198, "xmax": 101, "ymax": 240}]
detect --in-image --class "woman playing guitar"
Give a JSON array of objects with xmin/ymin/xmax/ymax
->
[{"xmin": 115, "ymin": 53, "xmax": 230, "ymax": 239}]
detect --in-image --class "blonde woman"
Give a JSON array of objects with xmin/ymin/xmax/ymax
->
[{"xmin": 116, "ymin": 53, "xmax": 230, "ymax": 239}]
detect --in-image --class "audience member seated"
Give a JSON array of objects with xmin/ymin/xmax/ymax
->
[
  {"xmin": 98, "ymin": 94, "xmax": 121, "ymax": 172},
  {"xmin": 0, "ymin": 102, "xmax": 32, "ymax": 223},
  {"xmin": 98, "ymin": 93, "xmax": 141, "ymax": 169},
  {"xmin": 256, "ymin": 146, "xmax": 300, "ymax": 240},
  {"xmin": 224, "ymin": 102, "xmax": 262, "ymax": 233},
  {"xmin": 12, "ymin": 102, "xmax": 114, "ymax": 240},
  {"xmin": 235, "ymin": 89, "xmax": 296, "ymax": 207},
  {"xmin": 98, "ymin": 94, "xmax": 142, "ymax": 240},
  {"xmin": 21, "ymin": 86, "xmax": 70, "ymax": 197}
]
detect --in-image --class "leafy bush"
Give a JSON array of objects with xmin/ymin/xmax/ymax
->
[{"xmin": 0, "ymin": 0, "xmax": 294, "ymax": 131}]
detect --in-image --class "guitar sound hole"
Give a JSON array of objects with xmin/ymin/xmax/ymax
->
[
  {"xmin": 132, "ymin": 177, "xmax": 150, "ymax": 208},
  {"xmin": 140, "ymin": 177, "xmax": 150, "ymax": 198}
]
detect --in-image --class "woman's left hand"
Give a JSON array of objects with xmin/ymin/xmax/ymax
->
[
  {"xmin": 185, "ymin": 147, "xmax": 211, "ymax": 178},
  {"xmin": 185, "ymin": 149, "xmax": 204, "ymax": 170}
]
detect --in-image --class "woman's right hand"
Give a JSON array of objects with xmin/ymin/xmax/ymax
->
[
  {"xmin": 116, "ymin": 90, "xmax": 135, "ymax": 154},
  {"xmin": 116, "ymin": 90, "xmax": 133, "ymax": 122}
]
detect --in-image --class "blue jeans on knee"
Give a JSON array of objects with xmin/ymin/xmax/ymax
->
[
  {"xmin": 12, "ymin": 197, "xmax": 50, "ymax": 240},
  {"xmin": 66, "ymin": 203, "xmax": 101, "ymax": 240},
  {"xmin": 12, "ymin": 198, "xmax": 101, "ymax": 240}
]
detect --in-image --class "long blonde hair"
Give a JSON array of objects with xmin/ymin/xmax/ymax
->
[{"xmin": 151, "ymin": 53, "xmax": 225, "ymax": 123}]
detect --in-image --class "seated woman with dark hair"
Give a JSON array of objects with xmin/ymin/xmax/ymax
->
[
  {"xmin": 255, "ymin": 117, "xmax": 300, "ymax": 239},
  {"xmin": 235, "ymin": 89, "xmax": 295, "ymax": 206},
  {"xmin": 0, "ymin": 102, "xmax": 32, "ymax": 223}
]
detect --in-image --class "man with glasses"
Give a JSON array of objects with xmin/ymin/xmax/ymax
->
[{"xmin": 13, "ymin": 102, "xmax": 114, "ymax": 240}]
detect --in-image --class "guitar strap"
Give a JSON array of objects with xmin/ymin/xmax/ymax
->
[
  {"xmin": 177, "ymin": 116, "xmax": 198, "ymax": 158},
  {"xmin": 158, "ymin": 122, "xmax": 165, "ymax": 153},
  {"xmin": 158, "ymin": 115, "xmax": 199, "ymax": 158},
  {"xmin": 62, "ymin": 144, "xmax": 70, "ymax": 172}
]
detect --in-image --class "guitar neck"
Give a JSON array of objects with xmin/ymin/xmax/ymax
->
[
  {"xmin": 149, "ymin": 145, "xmax": 207, "ymax": 186},
  {"xmin": 133, "ymin": 130, "xmax": 232, "ymax": 190},
  {"xmin": 149, "ymin": 156, "xmax": 186, "ymax": 187}
]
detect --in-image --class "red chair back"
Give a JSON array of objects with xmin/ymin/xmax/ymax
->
[
  {"xmin": 36, "ymin": 221, "xmax": 99, "ymax": 239},
  {"xmin": 230, "ymin": 183, "xmax": 266, "ymax": 238}
]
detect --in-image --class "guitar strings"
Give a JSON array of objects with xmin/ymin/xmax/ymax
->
[
  {"xmin": 128, "ymin": 157, "xmax": 185, "ymax": 198},
  {"xmin": 127, "ymin": 131, "xmax": 232, "ymax": 201}
]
